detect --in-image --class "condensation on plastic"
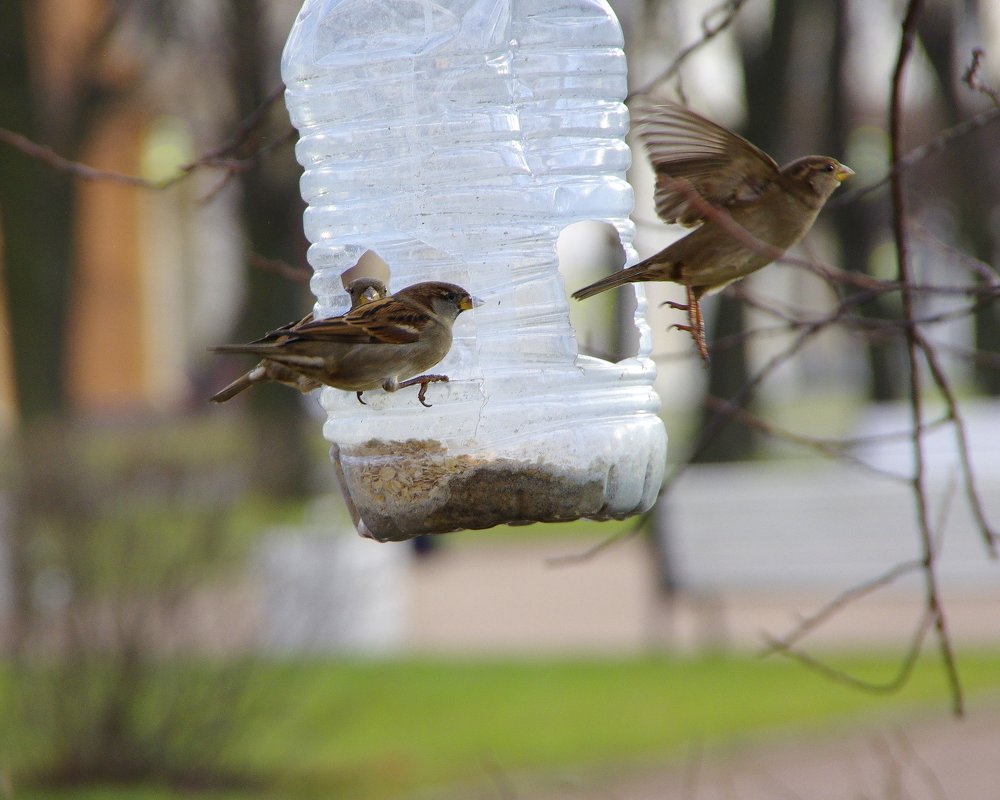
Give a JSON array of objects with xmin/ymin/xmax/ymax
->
[{"xmin": 282, "ymin": 0, "xmax": 666, "ymax": 540}]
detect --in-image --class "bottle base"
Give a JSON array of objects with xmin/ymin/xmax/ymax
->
[{"xmin": 331, "ymin": 431, "xmax": 665, "ymax": 542}]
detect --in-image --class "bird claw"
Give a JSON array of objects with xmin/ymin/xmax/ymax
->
[
  {"xmin": 397, "ymin": 374, "xmax": 450, "ymax": 407},
  {"xmin": 667, "ymin": 286, "xmax": 710, "ymax": 366},
  {"xmin": 356, "ymin": 391, "xmax": 366, "ymax": 405}
]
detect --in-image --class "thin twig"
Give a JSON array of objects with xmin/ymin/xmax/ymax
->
[
  {"xmin": 561, "ymin": 309, "xmax": 837, "ymax": 566},
  {"xmin": 830, "ymin": 105, "xmax": 1000, "ymax": 207},
  {"xmin": 908, "ymin": 218, "xmax": 1000, "ymax": 284},
  {"xmin": 0, "ymin": 126, "xmax": 159, "ymax": 188},
  {"xmin": 761, "ymin": 560, "xmax": 924, "ymax": 655},
  {"xmin": 203, "ymin": 84, "xmax": 287, "ymax": 161},
  {"xmin": 763, "ymin": 609, "xmax": 935, "ymax": 694},
  {"xmin": 546, "ymin": 526, "xmax": 637, "ymax": 567},
  {"xmin": 734, "ymin": 283, "xmax": 1000, "ymax": 336},
  {"xmin": 764, "ymin": 470, "xmax": 956, "ymax": 662},
  {"xmin": 701, "ymin": 395, "xmax": 948, "ymax": 482},
  {"xmin": 913, "ymin": 328, "xmax": 999, "ymax": 556},
  {"xmin": 963, "ymin": 47, "xmax": 1000, "ymax": 107},
  {"xmin": 196, "ymin": 127, "xmax": 298, "ymax": 203},
  {"xmin": 629, "ymin": 0, "xmax": 749, "ymax": 103},
  {"xmin": 0, "ymin": 85, "xmax": 290, "ymax": 193},
  {"xmin": 888, "ymin": 0, "xmax": 963, "ymax": 717},
  {"xmin": 926, "ymin": 340, "xmax": 1000, "ymax": 369}
]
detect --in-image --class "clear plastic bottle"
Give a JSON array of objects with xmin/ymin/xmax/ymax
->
[{"xmin": 282, "ymin": 0, "xmax": 667, "ymax": 541}]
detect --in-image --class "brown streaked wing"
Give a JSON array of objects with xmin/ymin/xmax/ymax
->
[
  {"xmin": 637, "ymin": 102, "xmax": 781, "ymax": 226},
  {"xmin": 251, "ymin": 312, "xmax": 314, "ymax": 344},
  {"xmin": 291, "ymin": 296, "xmax": 423, "ymax": 345}
]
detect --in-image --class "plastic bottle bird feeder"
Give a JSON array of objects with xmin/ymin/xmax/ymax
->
[{"xmin": 282, "ymin": 0, "xmax": 667, "ymax": 541}]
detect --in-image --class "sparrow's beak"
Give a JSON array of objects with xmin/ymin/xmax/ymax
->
[
  {"xmin": 459, "ymin": 296, "xmax": 481, "ymax": 311},
  {"xmin": 834, "ymin": 164, "xmax": 854, "ymax": 182}
]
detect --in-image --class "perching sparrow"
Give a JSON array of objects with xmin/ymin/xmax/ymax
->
[
  {"xmin": 210, "ymin": 277, "xmax": 389, "ymax": 403},
  {"xmin": 572, "ymin": 102, "xmax": 852, "ymax": 361},
  {"xmin": 210, "ymin": 281, "xmax": 475, "ymax": 406}
]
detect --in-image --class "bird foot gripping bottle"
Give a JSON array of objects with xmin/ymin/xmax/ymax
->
[{"xmin": 282, "ymin": 0, "xmax": 666, "ymax": 540}]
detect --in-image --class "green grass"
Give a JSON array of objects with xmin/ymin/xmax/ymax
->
[
  {"xmin": 243, "ymin": 654, "xmax": 1000, "ymax": 788},
  {"xmin": 11, "ymin": 652, "xmax": 999, "ymax": 800}
]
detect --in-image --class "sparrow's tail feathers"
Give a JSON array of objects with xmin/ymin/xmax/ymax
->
[
  {"xmin": 210, "ymin": 372, "xmax": 255, "ymax": 403},
  {"xmin": 571, "ymin": 259, "xmax": 670, "ymax": 301},
  {"xmin": 209, "ymin": 343, "xmax": 273, "ymax": 356}
]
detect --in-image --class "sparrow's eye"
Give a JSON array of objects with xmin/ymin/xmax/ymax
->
[{"xmin": 823, "ymin": 163, "xmax": 835, "ymax": 172}]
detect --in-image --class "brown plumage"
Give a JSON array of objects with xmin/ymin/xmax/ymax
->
[
  {"xmin": 572, "ymin": 102, "xmax": 853, "ymax": 361},
  {"xmin": 210, "ymin": 277, "xmax": 389, "ymax": 403},
  {"xmin": 209, "ymin": 280, "xmax": 475, "ymax": 406},
  {"xmin": 249, "ymin": 276, "xmax": 389, "ymax": 345}
]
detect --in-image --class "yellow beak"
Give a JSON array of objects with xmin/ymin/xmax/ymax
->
[{"xmin": 834, "ymin": 164, "xmax": 855, "ymax": 182}]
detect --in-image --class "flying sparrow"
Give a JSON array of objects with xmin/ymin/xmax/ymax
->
[
  {"xmin": 572, "ymin": 102, "xmax": 853, "ymax": 361},
  {"xmin": 210, "ymin": 277, "xmax": 389, "ymax": 403},
  {"xmin": 210, "ymin": 281, "xmax": 476, "ymax": 406}
]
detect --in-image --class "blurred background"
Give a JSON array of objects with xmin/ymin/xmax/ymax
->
[{"xmin": 2, "ymin": 0, "xmax": 1000, "ymax": 798}]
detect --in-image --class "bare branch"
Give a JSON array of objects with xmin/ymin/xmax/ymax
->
[
  {"xmin": 908, "ymin": 219, "xmax": 1000, "ymax": 284},
  {"xmin": 204, "ymin": 84, "xmax": 287, "ymax": 161},
  {"xmin": 925, "ymin": 340, "xmax": 1000, "ymax": 369},
  {"xmin": 629, "ymin": 0, "xmax": 749, "ymax": 103},
  {"xmin": 662, "ymin": 319, "xmax": 826, "ymax": 494},
  {"xmin": 913, "ymin": 328, "xmax": 999, "ymax": 556},
  {"xmin": 701, "ymin": 395, "xmax": 949, "ymax": 482},
  {"xmin": 0, "ymin": 126, "xmax": 157, "ymax": 188},
  {"xmin": 962, "ymin": 47, "xmax": 1000, "ymax": 107},
  {"xmin": 0, "ymin": 85, "xmax": 290, "ymax": 194},
  {"xmin": 733, "ymin": 283, "xmax": 1000, "ymax": 338},
  {"xmin": 761, "ymin": 559, "xmax": 925, "ymax": 655},
  {"xmin": 194, "ymin": 126, "xmax": 298, "ymax": 203},
  {"xmin": 546, "ymin": 524, "xmax": 638, "ymax": 567},
  {"xmin": 763, "ymin": 609, "xmax": 935, "ymax": 694},
  {"xmin": 889, "ymin": 0, "xmax": 963, "ymax": 717},
  {"xmin": 830, "ymin": 105, "xmax": 1000, "ymax": 207}
]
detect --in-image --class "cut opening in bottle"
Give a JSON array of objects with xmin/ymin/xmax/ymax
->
[
  {"xmin": 558, "ymin": 219, "xmax": 644, "ymax": 363},
  {"xmin": 340, "ymin": 249, "xmax": 391, "ymax": 291}
]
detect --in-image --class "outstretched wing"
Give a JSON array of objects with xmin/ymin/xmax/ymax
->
[{"xmin": 637, "ymin": 102, "xmax": 781, "ymax": 226}]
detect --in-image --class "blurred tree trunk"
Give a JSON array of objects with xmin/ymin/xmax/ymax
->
[
  {"xmin": 917, "ymin": 1, "xmax": 1000, "ymax": 395},
  {"xmin": 3, "ymin": 0, "xmax": 106, "ymax": 650},
  {"xmin": 0, "ymin": 0, "xmax": 74, "ymax": 419},
  {"xmin": 1, "ymin": 1, "xmax": 170, "ymax": 419},
  {"xmin": 826, "ymin": 2, "xmax": 907, "ymax": 402},
  {"xmin": 225, "ymin": 0, "xmax": 314, "ymax": 497}
]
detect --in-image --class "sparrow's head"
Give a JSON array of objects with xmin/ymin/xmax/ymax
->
[
  {"xmin": 345, "ymin": 277, "xmax": 389, "ymax": 309},
  {"xmin": 781, "ymin": 156, "xmax": 854, "ymax": 205},
  {"xmin": 397, "ymin": 281, "xmax": 478, "ymax": 322}
]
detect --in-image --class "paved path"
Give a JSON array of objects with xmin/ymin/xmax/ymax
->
[
  {"xmin": 522, "ymin": 702, "xmax": 1000, "ymax": 800},
  {"xmin": 513, "ymin": 702, "xmax": 1000, "ymax": 800},
  {"xmin": 406, "ymin": 534, "xmax": 1000, "ymax": 653}
]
